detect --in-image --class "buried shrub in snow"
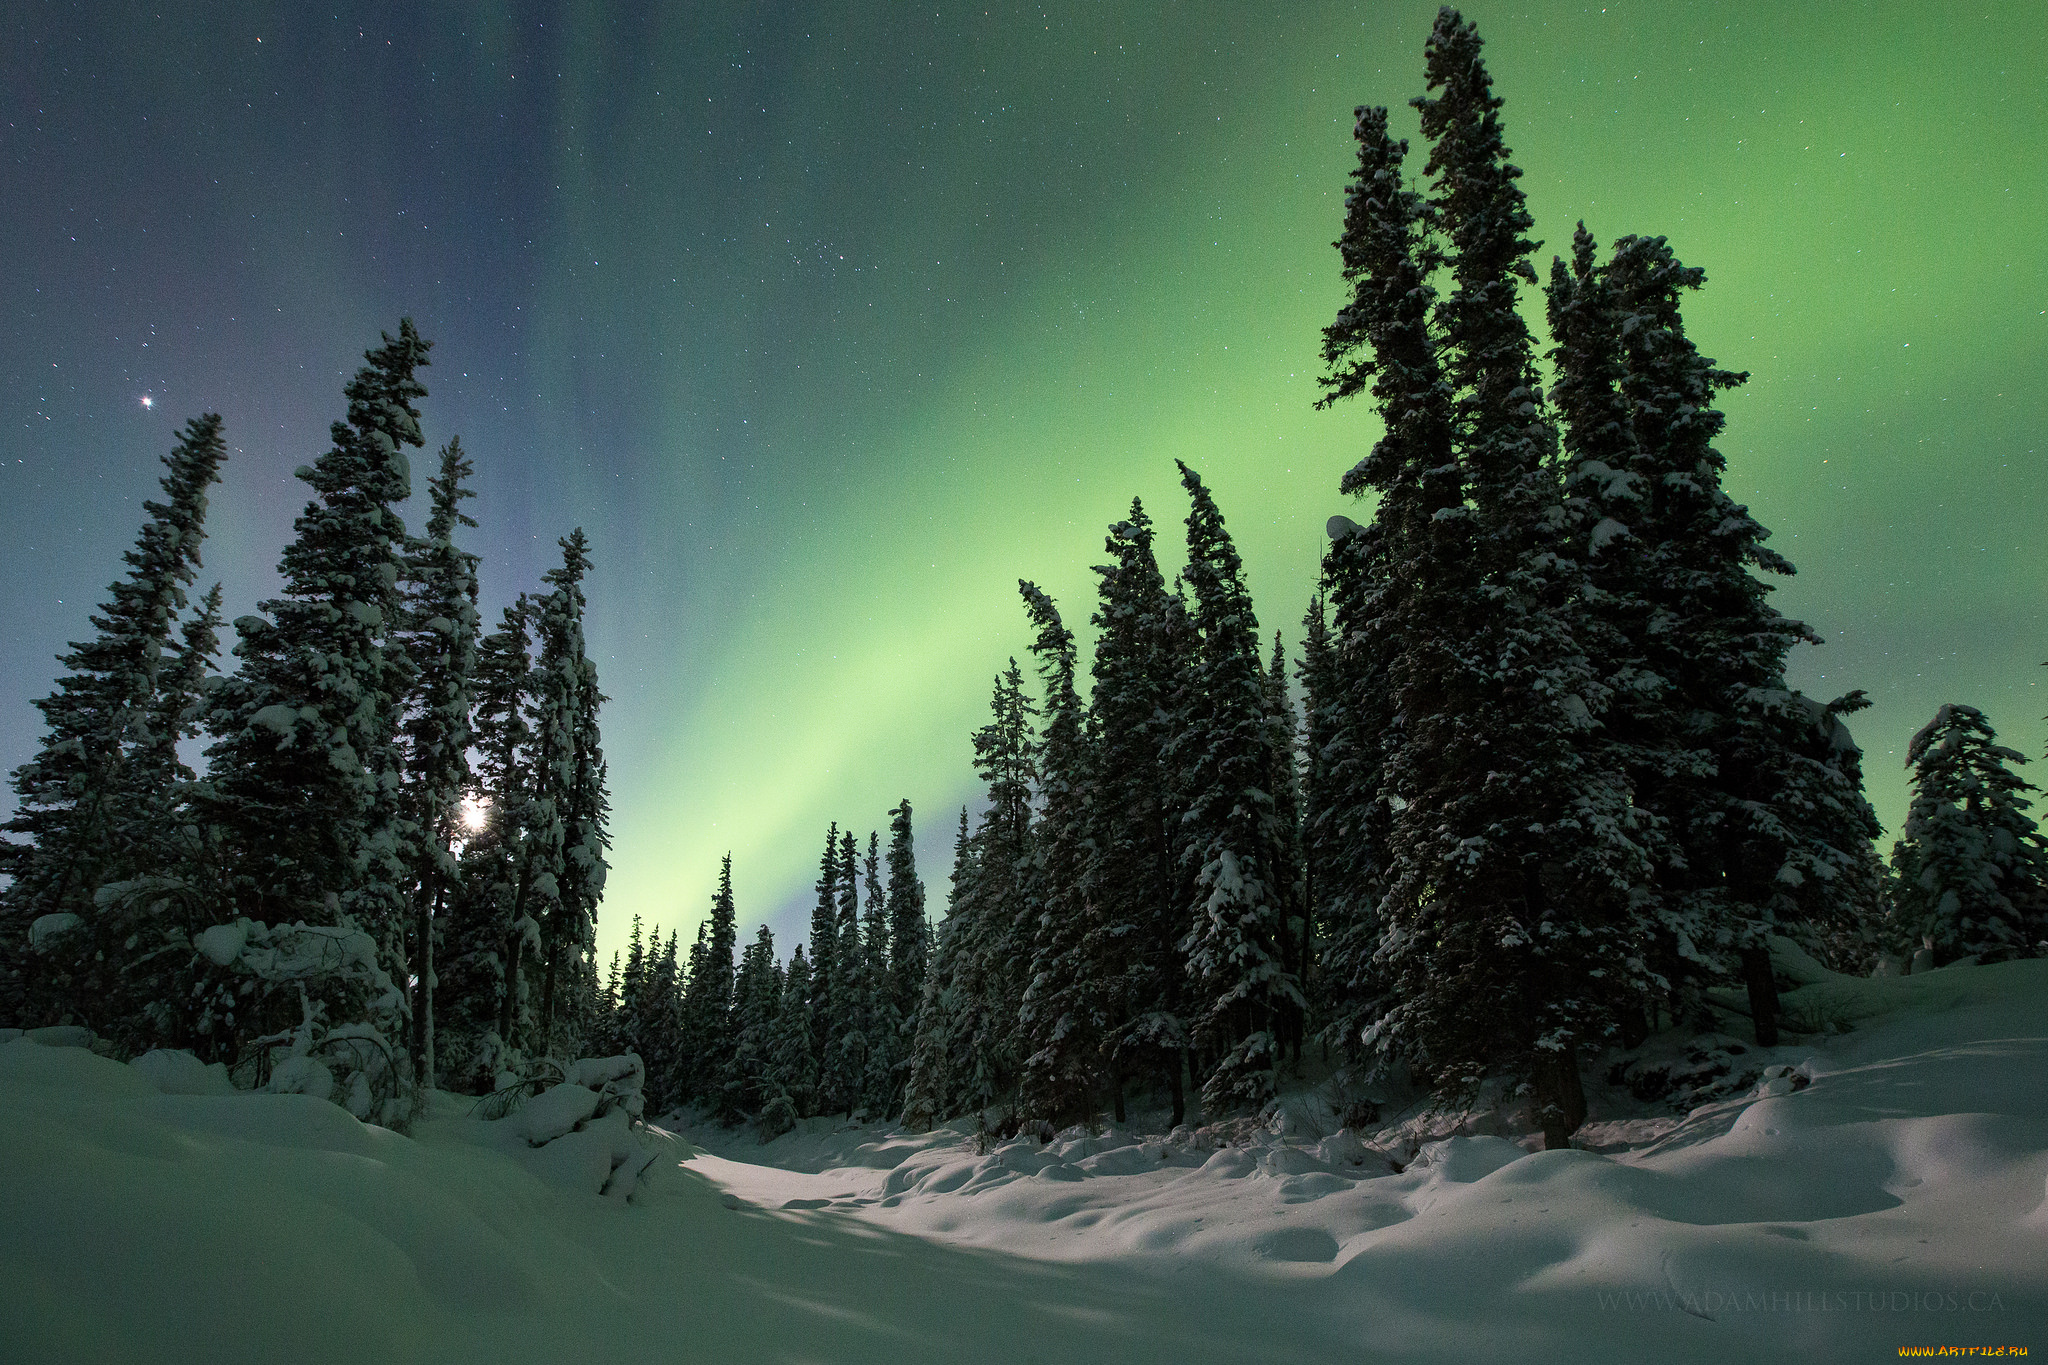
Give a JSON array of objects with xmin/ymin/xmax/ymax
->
[
  {"xmin": 477, "ymin": 1050, "xmax": 672, "ymax": 1202},
  {"xmin": 187, "ymin": 914, "xmax": 414, "ymax": 1127}
]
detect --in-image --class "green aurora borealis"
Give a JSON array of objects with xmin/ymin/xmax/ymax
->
[{"xmin": 2, "ymin": 2, "xmax": 2043, "ymax": 961}]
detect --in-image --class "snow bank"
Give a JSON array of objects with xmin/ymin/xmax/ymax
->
[{"xmin": 5, "ymin": 958, "xmax": 2046, "ymax": 1362}]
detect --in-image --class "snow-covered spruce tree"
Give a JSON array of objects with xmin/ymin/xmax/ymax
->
[
  {"xmin": 1313, "ymin": 99, "xmax": 1451, "ymax": 1074},
  {"xmin": 1016, "ymin": 581, "xmax": 1104, "ymax": 1126},
  {"xmin": 678, "ymin": 922, "xmax": 713, "ymax": 1101},
  {"xmin": 969, "ymin": 660, "xmax": 1039, "ymax": 1108},
  {"xmin": 603, "ymin": 913, "xmax": 648, "ymax": 1062},
  {"xmin": 1169, "ymin": 462, "xmax": 1303, "ymax": 1116},
  {"xmin": 908, "ymin": 662, "xmax": 1038, "ymax": 1126},
  {"xmin": 441, "ymin": 602, "xmax": 536, "ymax": 1082},
  {"xmin": 1298, "ymin": 527, "xmax": 1396, "ymax": 1067},
  {"xmin": 882, "ymin": 798, "xmax": 927, "ymax": 1100},
  {"xmin": 686, "ymin": 855, "xmax": 739, "ymax": 1108},
  {"xmin": 1322, "ymin": 17, "xmax": 1651, "ymax": 1146},
  {"xmin": 396, "ymin": 437, "xmax": 480, "ymax": 1089},
  {"xmin": 201, "ymin": 322, "xmax": 430, "ymax": 1091},
  {"xmin": 1554, "ymin": 228, "xmax": 1884, "ymax": 1038},
  {"xmin": 530, "ymin": 529, "xmax": 608, "ymax": 1058},
  {"xmin": 726, "ymin": 923, "xmax": 780, "ymax": 1114},
  {"xmin": 764, "ymin": 942, "xmax": 816, "ymax": 1128},
  {"xmin": 635, "ymin": 930, "xmax": 683, "ymax": 1114},
  {"xmin": 825, "ymin": 828, "xmax": 869, "ymax": 1115},
  {"xmin": 805, "ymin": 820, "xmax": 841, "ymax": 1110},
  {"xmin": 900, "ymin": 809, "xmax": 976, "ymax": 1127},
  {"xmin": 0, "ymin": 412, "xmax": 227, "ymax": 1034},
  {"xmin": 1262, "ymin": 631, "xmax": 1309, "ymax": 1065},
  {"xmin": 858, "ymin": 831, "xmax": 901, "ymax": 1117},
  {"xmin": 1890, "ymin": 705, "xmax": 2048, "ymax": 964},
  {"xmin": 1088, "ymin": 501, "xmax": 1195, "ymax": 1125}
]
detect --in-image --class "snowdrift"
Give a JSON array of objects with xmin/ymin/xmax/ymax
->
[{"xmin": 4, "ymin": 955, "xmax": 2045, "ymax": 1363}]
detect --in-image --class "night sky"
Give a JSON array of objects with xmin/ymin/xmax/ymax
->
[{"xmin": 4, "ymin": 2, "xmax": 2043, "ymax": 963}]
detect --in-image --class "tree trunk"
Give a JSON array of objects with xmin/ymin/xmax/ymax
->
[
  {"xmin": 539, "ymin": 947, "xmax": 558, "ymax": 1060},
  {"xmin": 1111, "ymin": 1067, "xmax": 1126, "ymax": 1125},
  {"xmin": 1167, "ymin": 1053, "xmax": 1186, "ymax": 1129},
  {"xmin": 498, "ymin": 933, "xmax": 524, "ymax": 1049},
  {"xmin": 1532, "ymin": 1041, "xmax": 1587, "ymax": 1151},
  {"xmin": 1741, "ymin": 944, "xmax": 1781, "ymax": 1047},
  {"xmin": 416, "ymin": 880, "xmax": 442, "ymax": 1093}
]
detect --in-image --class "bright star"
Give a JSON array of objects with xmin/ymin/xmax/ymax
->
[{"xmin": 139, "ymin": 395, "xmax": 154, "ymax": 409}]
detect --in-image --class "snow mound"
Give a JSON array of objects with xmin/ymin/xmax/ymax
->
[{"xmin": 131, "ymin": 1048, "xmax": 233, "ymax": 1096}]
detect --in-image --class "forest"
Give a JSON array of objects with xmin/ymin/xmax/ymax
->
[{"xmin": 4, "ymin": 9, "xmax": 2044, "ymax": 1159}]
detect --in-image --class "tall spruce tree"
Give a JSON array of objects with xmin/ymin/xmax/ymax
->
[
  {"xmin": 1321, "ymin": 17, "xmax": 1650, "ymax": 1145},
  {"xmin": 883, "ymin": 799, "xmax": 927, "ymax": 1057},
  {"xmin": 1313, "ymin": 98, "xmax": 1452, "ymax": 1077},
  {"xmin": 807, "ymin": 820, "xmax": 841, "ymax": 1102},
  {"xmin": 901, "ymin": 809, "xmax": 976, "ymax": 1127},
  {"xmin": 1298, "ymin": 528, "xmax": 1397, "ymax": 1067},
  {"xmin": 0, "ymin": 413, "xmax": 228, "ymax": 1033},
  {"xmin": 1262, "ymin": 632, "xmax": 1309, "ymax": 1064},
  {"xmin": 202, "ymin": 322, "xmax": 430, "ymax": 1077},
  {"xmin": 1088, "ymin": 502, "xmax": 1193, "ymax": 1124},
  {"xmin": 766, "ymin": 943, "xmax": 817, "ymax": 1121},
  {"xmin": 450, "ymin": 602, "xmax": 539, "ymax": 1075},
  {"xmin": 727, "ymin": 923, "xmax": 780, "ymax": 1114},
  {"xmin": 1170, "ymin": 463, "xmax": 1303, "ymax": 1115},
  {"xmin": 858, "ymin": 831, "xmax": 898, "ymax": 1116},
  {"xmin": 1890, "ymin": 705, "xmax": 2048, "ymax": 964},
  {"xmin": 398, "ymin": 438, "xmax": 480, "ymax": 1089},
  {"xmin": 826, "ymin": 828, "xmax": 868, "ymax": 1115},
  {"xmin": 1549, "ymin": 225, "xmax": 1883, "ymax": 1042},
  {"xmin": 1016, "ymin": 581, "xmax": 1102, "ymax": 1124},
  {"xmin": 531, "ymin": 530, "xmax": 605, "ymax": 1058},
  {"xmin": 694, "ymin": 854, "xmax": 740, "ymax": 1105}
]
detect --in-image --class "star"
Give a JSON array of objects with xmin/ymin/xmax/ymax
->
[{"xmin": 138, "ymin": 394, "xmax": 154, "ymax": 409}]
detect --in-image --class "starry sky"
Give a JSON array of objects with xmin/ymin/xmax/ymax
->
[{"xmin": 3, "ymin": 1, "xmax": 2043, "ymax": 964}]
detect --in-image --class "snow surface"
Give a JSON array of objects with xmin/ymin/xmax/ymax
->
[{"xmin": 3, "ymin": 957, "xmax": 2045, "ymax": 1363}]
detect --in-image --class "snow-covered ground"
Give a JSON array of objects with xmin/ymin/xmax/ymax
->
[{"xmin": 5, "ymin": 956, "xmax": 2044, "ymax": 1363}]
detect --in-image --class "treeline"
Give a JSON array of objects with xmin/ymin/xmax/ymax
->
[
  {"xmin": 895, "ymin": 9, "xmax": 2048, "ymax": 1147},
  {"xmin": 0, "ymin": 322, "xmax": 611, "ymax": 1125},
  {"xmin": 591, "ymin": 808, "xmax": 932, "ymax": 1130}
]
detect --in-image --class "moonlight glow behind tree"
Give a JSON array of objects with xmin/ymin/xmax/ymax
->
[{"xmin": 1, "ymin": 2, "xmax": 2043, "ymax": 963}]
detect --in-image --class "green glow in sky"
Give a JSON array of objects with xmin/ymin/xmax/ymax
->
[
  {"xmin": 508, "ymin": 2, "xmax": 2047, "ymax": 957},
  {"xmin": 15, "ymin": 5, "xmax": 2034, "ymax": 962}
]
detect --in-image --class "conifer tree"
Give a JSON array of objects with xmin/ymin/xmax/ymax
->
[
  {"xmin": 447, "ymin": 602, "xmax": 537, "ymax": 1075},
  {"xmin": 807, "ymin": 821, "xmax": 841, "ymax": 1095},
  {"xmin": 531, "ymin": 530, "xmax": 606, "ymax": 1058},
  {"xmin": 1320, "ymin": 15, "xmax": 1651, "ymax": 1146},
  {"xmin": 766, "ymin": 942, "xmax": 816, "ymax": 1120},
  {"xmin": 397, "ymin": 438, "xmax": 480, "ymax": 1089},
  {"xmin": 0, "ymin": 413, "xmax": 227, "ymax": 1031},
  {"xmin": 971, "ymin": 660, "xmax": 1038, "ymax": 1097},
  {"xmin": 1088, "ymin": 502, "xmax": 1193, "ymax": 1124},
  {"xmin": 688, "ymin": 855, "xmax": 740, "ymax": 1106},
  {"xmin": 1890, "ymin": 705, "xmax": 2048, "ymax": 964},
  {"xmin": 202, "ymin": 322, "xmax": 430, "ymax": 1079},
  {"xmin": 1169, "ymin": 463, "xmax": 1302, "ymax": 1114},
  {"xmin": 679, "ymin": 921, "xmax": 712, "ymax": 1100},
  {"xmin": 858, "ymin": 832, "xmax": 900, "ymax": 1115},
  {"xmin": 1550, "ymin": 225, "xmax": 1883, "ymax": 1039},
  {"xmin": 883, "ymin": 799, "xmax": 927, "ymax": 1055},
  {"xmin": 640, "ymin": 930, "xmax": 683, "ymax": 1112},
  {"xmin": 1298, "ymin": 534, "xmax": 1396, "ymax": 1064},
  {"xmin": 1263, "ymin": 632, "xmax": 1309, "ymax": 1063},
  {"xmin": 901, "ymin": 809, "xmax": 975, "ymax": 1127},
  {"xmin": 826, "ymin": 828, "xmax": 868, "ymax": 1114},
  {"xmin": 1017, "ymin": 581, "xmax": 1102, "ymax": 1124},
  {"xmin": 727, "ymin": 923, "xmax": 780, "ymax": 1114}
]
